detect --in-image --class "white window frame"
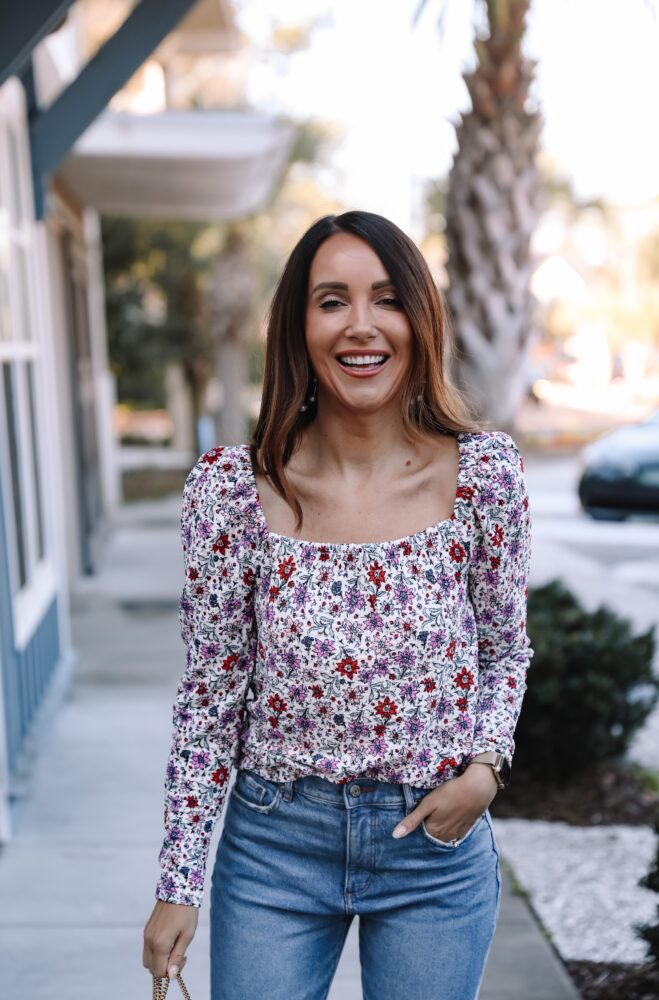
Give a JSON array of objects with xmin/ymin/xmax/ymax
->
[{"xmin": 0, "ymin": 78, "xmax": 56, "ymax": 650}]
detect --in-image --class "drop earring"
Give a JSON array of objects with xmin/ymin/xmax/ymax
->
[{"xmin": 300, "ymin": 376, "xmax": 317, "ymax": 412}]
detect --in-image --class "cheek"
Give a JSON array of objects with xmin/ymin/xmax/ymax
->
[
  {"xmin": 392, "ymin": 320, "xmax": 414, "ymax": 356},
  {"xmin": 305, "ymin": 314, "xmax": 341, "ymax": 358}
]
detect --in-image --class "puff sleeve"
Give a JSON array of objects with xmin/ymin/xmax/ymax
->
[
  {"xmin": 155, "ymin": 450, "xmax": 258, "ymax": 906},
  {"xmin": 467, "ymin": 431, "xmax": 534, "ymax": 763}
]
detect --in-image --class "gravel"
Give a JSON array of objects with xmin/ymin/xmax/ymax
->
[{"xmin": 492, "ymin": 818, "xmax": 658, "ymax": 964}]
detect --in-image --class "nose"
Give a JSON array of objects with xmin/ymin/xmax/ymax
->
[{"xmin": 347, "ymin": 298, "xmax": 377, "ymax": 336}]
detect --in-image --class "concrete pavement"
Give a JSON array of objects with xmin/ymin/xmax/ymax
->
[{"xmin": 0, "ymin": 485, "xmax": 582, "ymax": 1000}]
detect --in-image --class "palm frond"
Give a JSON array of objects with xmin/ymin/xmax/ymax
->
[
  {"xmin": 411, "ymin": 0, "xmax": 449, "ymax": 40},
  {"xmin": 412, "ymin": 0, "xmax": 430, "ymax": 27}
]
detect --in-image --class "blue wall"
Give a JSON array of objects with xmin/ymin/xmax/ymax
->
[
  {"xmin": 0, "ymin": 466, "xmax": 61, "ymax": 780},
  {"xmin": 5, "ymin": 598, "xmax": 61, "ymax": 775}
]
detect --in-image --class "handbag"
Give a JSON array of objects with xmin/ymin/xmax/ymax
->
[{"xmin": 152, "ymin": 972, "xmax": 192, "ymax": 999}]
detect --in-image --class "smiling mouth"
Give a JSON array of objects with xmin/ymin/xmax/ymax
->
[{"xmin": 336, "ymin": 354, "xmax": 390, "ymax": 373}]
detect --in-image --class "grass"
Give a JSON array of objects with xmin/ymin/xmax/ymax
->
[{"xmin": 627, "ymin": 763, "xmax": 659, "ymax": 796}]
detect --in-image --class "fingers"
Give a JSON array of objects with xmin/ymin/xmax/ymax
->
[
  {"xmin": 143, "ymin": 900, "xmax": 198, "ymax": 978},
  {"xmin": 143, "ymin": 933, "xmax": 174, "ymax": 978},
  {"xmin": 393, "ymin": 772, "xmax": 496, "ymax": 841},
  {"xmin": 392, "ymin": 784, "xmax": 467, "ymax": 840},
  {"xmin": 392, "ymin": 802, "xmax": 428, "ymax": 838},
  {"xmin": 390, "ymin": 786, "xmax": 443, "ymax": 838},
  {"xmin": 393, "ymin": 801, "xmax": 480, "ymax": 843},
  {"xmin": 146, "ymin": 927, "xmax": 192, "ymax": 978},
  {"xmin": 167, "ymin": 950, "xmax": 188, "ymax": 979}
]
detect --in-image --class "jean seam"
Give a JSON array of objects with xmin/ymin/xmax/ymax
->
[
  {"xmin": 420, "ymin": 811, "xmax": 485, "ymax": 850},
  {"xmin": 231, "ymin": 785, "xmax": 282, "ymax": 814}
]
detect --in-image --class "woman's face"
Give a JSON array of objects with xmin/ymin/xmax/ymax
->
[{"xmin": 304, "ymin": 232, "xmax": 414, "ymax": 414}]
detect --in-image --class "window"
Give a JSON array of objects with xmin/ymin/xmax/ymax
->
[{"xmin": 0, "ymin": 79, "xmax": 49, "ymax": 600}]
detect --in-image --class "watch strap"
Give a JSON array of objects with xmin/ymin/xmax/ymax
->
[{"xmin": 468, "ymin": 752, "xmax": 511, "ymax": 788}]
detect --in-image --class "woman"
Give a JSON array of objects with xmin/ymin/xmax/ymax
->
[{"xmin": 143, "ymin": 210, "xmax": 534, "ymax": 1000}]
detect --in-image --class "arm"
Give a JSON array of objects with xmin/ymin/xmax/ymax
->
[
  {"xmin": 155, "ymin": 452, "xmax": 257, "ymax": 907},
  {"xmin": 392, "ymin": 432, "xmax": 534, "ymax": 843},
  {"xmin": 467, "ymin": 431, "xmax": 535, "ymax": 764}
]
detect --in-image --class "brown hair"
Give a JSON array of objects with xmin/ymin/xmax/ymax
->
[{"xmin": 250, "ymin": 209, "xmax": 488, "ymax": 530}]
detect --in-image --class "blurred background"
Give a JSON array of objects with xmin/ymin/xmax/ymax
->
[{"xmin": 1, "ymin": 2, "xmax": 658, "ymax": 999}]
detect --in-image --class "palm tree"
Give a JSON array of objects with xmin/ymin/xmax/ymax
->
[{"xmin": 416, "ymin": 0, "xmax": 542, "ymax": 430}]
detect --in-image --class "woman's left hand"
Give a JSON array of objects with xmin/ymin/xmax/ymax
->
[{"xmin": 392, "ymin": 764, "xmax": 499, "ymax": 842}]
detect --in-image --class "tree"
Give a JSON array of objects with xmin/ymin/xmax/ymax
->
[
  {"xmin": 101, "ymin": 216, "xmax": 219, "ymax": 423},
  {"xmin": 100, "ymin": 118, "xmax": 342, "ymax": 447},
  {"xmin": 416, "ymin": 0, "xmax": 542, "ymax": 430}
]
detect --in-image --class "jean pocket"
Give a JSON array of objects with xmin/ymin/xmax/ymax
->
[
  {"xmin": 420, "ymin": 810, "xmax": 487, "ymax": 850},
  {"xmin": 232, "ymin": 768, "xmax": 283, "ymax": 815}
]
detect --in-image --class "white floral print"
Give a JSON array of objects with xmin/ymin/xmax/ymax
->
[{"xmin": 156, "ymin": 430, "xmax": 534, "ymax": 906}]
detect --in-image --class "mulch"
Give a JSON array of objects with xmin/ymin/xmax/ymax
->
[
  {"xmin": 489, "ymin": 760, "xmax": 659, "ymax": 827},
  {"xmin": 565, "ymin": 960, "xmax": 659, "ymax": 1000},
  {"xmin": 488, "ymin": 760, "xmax": 659, "ymax": 999}
]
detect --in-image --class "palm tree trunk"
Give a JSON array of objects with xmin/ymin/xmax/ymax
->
[{"xmin": 444, "ymin": 0, "xmax": 542, "ymax": 428}]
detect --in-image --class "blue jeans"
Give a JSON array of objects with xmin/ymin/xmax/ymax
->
[{"xmin": 210, "ymin": 768, "xmax": 501, "ymax": 1000}]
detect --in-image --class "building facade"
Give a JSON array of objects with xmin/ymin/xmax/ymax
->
[{"xmin": 0, "ymin": 1, "xmax": 293, "ymax": 837}]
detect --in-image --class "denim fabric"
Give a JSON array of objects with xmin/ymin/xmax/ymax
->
[{"xmin": 210, "ymin": 768, "xmax": 501, "ymax": 1000}]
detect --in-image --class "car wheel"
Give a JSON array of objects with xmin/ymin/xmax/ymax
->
[{"xmin": 583, "ymin": 506, "xmax": 628, "ymax": 521}]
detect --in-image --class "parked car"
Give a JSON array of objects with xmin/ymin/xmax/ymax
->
[{"xmin": 577, "ymin": 410, "xmax": 659, "ymax": 520}]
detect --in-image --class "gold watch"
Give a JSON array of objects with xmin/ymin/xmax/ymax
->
[{"xmin": 468, "ymin": 751, "xmax": 511, "ymax": 789}]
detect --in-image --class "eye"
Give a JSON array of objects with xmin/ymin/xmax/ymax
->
[
  {"xmin": 378, "ymin": 296, "xmax": 402, "ymax": 307},
  {"xmin": 319, "ymin": 297, "xmax": 345, "ymax": 309}
]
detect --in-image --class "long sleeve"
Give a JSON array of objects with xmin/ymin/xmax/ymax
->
[
  {"xmin": 155, "ymin": 451, "xmax": 257, "ymax": 907},
  {"xmin": 467, "ymin": 431, "xmax": 534, "ymax": 763}
]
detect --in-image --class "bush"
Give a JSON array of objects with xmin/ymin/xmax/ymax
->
[
  {"xmin": 513, "ymin": 579, "xmax": 658, "ymax": 782},
  {"xmin": 636, "ymin": 809, "xmax": 659, "ymax": 963}
]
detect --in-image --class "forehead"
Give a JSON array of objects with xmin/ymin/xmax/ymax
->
[{"xmin": 309, "ymin": 233, "xmax": 387, "ymax": 278}]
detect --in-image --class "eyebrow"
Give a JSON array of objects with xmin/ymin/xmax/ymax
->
[{"xmin": 310, "ymin": 279, "xmax": 395, "ymax": 295}]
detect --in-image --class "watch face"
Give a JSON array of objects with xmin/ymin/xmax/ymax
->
[{"xmin": 498, "ymin": 757, "xmax": 512, "ymax": 786}]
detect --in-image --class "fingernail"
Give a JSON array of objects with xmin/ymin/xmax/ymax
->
[
  {"xmin": 392, "ymin": 823, "xmax": 408, "ymax": 838},
  {"xmin": 168, "ymin": 965, "xmax": 179, "ymax": 978}
]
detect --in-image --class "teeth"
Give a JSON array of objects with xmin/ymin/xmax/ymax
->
[{"xmin": 337, "ymin": 355, "xmax": 387, "ymax": 366}]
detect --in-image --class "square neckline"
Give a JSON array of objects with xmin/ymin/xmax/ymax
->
[{"xmin": 242, "ymin": 433, "xmax": 469, "ymax": 549}]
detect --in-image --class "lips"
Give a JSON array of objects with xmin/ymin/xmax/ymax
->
[
  {"xmin": 335, "ymin": 355, "xmax": 390, "ymax": 377},
  {"xmin": 336, "ymin": 351, "xmax": 389, "ymax": 378}
]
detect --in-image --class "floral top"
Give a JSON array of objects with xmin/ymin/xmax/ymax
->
[{"xmin": 156, "ymin": 430, "xmax": 534, "ymax": 906}]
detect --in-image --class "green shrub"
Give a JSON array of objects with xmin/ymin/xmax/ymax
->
[
  {"xmin": 636, "ymin": 809, "xmax": 659, "ymax": 962},
  {"xmin": 513, "ymin": 579, "xmax": 658, "ymax": 782}
]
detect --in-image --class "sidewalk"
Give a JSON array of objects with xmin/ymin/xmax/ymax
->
[{"xmin": 0, "ymin": 494, "xmax": 580, "ymax": 1000}]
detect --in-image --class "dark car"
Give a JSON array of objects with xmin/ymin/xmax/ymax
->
[{"xmin": 577, "ymin": 410, "xmax": 659, "ymax": 520}]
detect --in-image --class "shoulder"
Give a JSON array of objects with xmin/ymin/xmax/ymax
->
[
  {"xmin": 180, "ymin": 446, "xmax": 260, "ymax": 581},
  {"xmin": 182, "ymin": 444, "xmax": 254, "ymax": 529},
  {"xmin": 464, "ymin": 431, "xmax": 529, "ymax": 525},
  {"xmin": 185, "ymin": 443, "xmax": 249, "ymax": 489},
  {"xmin": 464, "ymin": 430, "xmax": 525, "ymax": 480}
]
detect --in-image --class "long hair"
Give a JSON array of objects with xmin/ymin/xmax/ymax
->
[{"xmin": 250, "ymin": 209, "xmax": 488, "ymax": 531}]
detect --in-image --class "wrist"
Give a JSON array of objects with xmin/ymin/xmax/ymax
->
[
  {"xmin": 465, "ymin": 750, "xmax": 512, "ymax": 790},
  {"xmin": 462, "ymin": 762, "xmax": 499, "ymax": 797}
]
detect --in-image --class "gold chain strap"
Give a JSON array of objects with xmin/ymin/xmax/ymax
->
[{"xmin": 152, "ymin": 973, "xmax": 192, "ymax": 1000}]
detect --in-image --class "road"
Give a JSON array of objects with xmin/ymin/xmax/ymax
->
[{"xmin": 526, "ymin": 450, "xmax": 659, "ymax": 588}]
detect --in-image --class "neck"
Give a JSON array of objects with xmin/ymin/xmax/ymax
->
[{"xmin": 301, "ymin": 398, "xmax": 422, "ymax": 482}]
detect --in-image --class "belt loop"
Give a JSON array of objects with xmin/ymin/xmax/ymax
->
[
  {"xmin": 281, "ymin": 778, "xmax": 295, "ymax": 802},
  {"xmin": 402, "ymin": 782, "xmax": 415, "ymax": 814}
]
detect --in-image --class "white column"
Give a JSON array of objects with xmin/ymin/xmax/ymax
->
[
  {"xmin": 165, "ymin": 361, "xmax": 196, "ymax": 451},
  {"xmin": 215, "ymin": 335, "xmax": 248, "ymax": 445},
  {"xmin": 83, "ymin": 208, "xmax": 122, "ymax": 518}
]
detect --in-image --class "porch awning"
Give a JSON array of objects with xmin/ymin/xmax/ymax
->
[{"xmin": 57, "ymin": 108, "xmax": 295, "ymax": 220}]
